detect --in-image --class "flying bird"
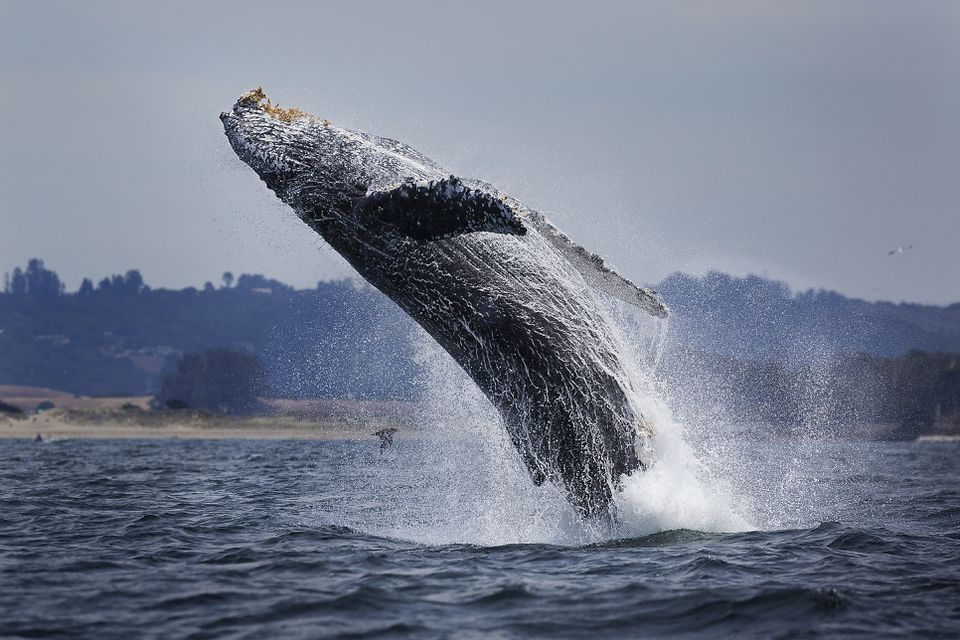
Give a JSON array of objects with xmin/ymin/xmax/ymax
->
[
  {"xmin": 888, "ymin": 244, "xmax": 913, "ymax": 256},
  {"xmin": 372, "ymin": 428, "xmax": 398, "ymax": 454}
]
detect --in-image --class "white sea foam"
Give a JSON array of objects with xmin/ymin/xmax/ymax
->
[
  {"xmin": 605, "ymin": 303, "xmax": 752, "ymax": 536},
  {"xmin": 368, "ymin": 309, "xmax": 753, "ymax": 547},
  {"xmin": 613, "ymin": 403, "xmax": 751, "ymax": 536}
]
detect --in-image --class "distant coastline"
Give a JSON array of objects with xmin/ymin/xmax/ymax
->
[
  {"xmin": 0, "ymin": 410, "xmax": 374, "ymax": 441},
  {"xmin": 0, "ymin": 398, "xmax": 950, "ymax": 444},
  {"xmin": 2, "ymin": 259, "xmax": 959, "ymax": 441},
  {"xmin": 0, "ymin": 384, "xmax": 425, "ymax": 442}
]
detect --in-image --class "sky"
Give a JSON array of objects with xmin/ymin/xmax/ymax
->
[{"xmin": 1, "ymin": 1, "xmax": 958, "ymax": 304}]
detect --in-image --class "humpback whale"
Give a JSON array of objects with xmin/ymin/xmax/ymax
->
[{"xmin": 221, "ymin": 89, "xmax": 668, "ymax": 520}]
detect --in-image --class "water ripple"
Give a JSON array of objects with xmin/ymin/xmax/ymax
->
[{"xmin": 0, "ymin": 438, "xmax": 957, "ymax": 638}]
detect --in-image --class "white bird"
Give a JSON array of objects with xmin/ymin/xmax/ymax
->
[{"xmin": 888, "ymin": 244, "xmax": 913, "ymax": 256}]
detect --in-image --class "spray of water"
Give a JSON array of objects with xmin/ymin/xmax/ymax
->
[
  {"xmin": 603, "ymin": 301, "xmax": 751, "ymax": 536},
  {"xmin": 368, "ymin": 331, "xmax": 584, "ymax": 546},
  {"xmin": 358, "ymin": 298, "xmax": 754, "ymax": 546},
  {"xmin": 643, "ymin": 312, "xmax": 862, "ymax": 533}
]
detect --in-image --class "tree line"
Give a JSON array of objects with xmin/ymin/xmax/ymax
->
[
  {"xmin": 2, "ymin": 258, "xmax": 959, "ymax": 436},
  {"xmin": 660, "ymin": 349, "xmax": 960, "ymax": 437},
  {"xmin": 154, "ymin": 348, "xmax": 269, "ymax": 415},
  {"xmin": 0, "ymin": 259, "xmax": 420, "ymax": 399}
]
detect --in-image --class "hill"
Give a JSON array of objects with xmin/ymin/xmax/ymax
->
[
  {"xmin": 1, "ymin": 259, "xmax": 958, "ymax": 437},
  {"xmin": 0, "ymin": 261, "xmax": 420, "ymax": 398},
  {"xmin": 658, "ymin": 271, "xmax": 960, "ymax": 359}
]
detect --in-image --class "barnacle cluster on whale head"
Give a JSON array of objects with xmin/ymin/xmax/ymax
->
[{"xmin": 237, "ymin": 86, "xmax": 327, "ymax": 126}]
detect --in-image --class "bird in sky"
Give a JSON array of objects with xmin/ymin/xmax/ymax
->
[{"xmin": 888, "ymin": 244, "xmax": 913, "ymax": 256}]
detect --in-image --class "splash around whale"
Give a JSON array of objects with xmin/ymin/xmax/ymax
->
[{"xmin": 221, "ymin": 88, "xmax": 669, "ymax": 520}]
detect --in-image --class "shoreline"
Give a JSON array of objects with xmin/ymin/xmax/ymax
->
[
  {"xmin": 1, "ymin": 423, "xmax": 373, "ymax": 442},
  {"xmin": 2, "ymin": 408, "xmax": 957, "ymax": 444},
  {"xmin": 0, "ymin": 410, "xmax": 401, "ymax": 442}
]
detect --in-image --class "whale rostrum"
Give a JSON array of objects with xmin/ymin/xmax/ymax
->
[{"xmin": 221, "ymin": 89, "xmax": 669, "ymax": 520}]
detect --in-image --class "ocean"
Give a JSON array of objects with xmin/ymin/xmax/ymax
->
[{"xmin": 1, "ymin": 434, "xmax": 958, "ymax": 638}]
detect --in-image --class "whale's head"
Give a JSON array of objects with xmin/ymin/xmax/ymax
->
[{"xmin": 220, "ymin": 88, "xmax": 376, "ymax": 218}]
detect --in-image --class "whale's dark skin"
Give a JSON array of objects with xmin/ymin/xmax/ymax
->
[{"xmin": 221, "ymin": 89, "xmax": 668, "ymax": 519}]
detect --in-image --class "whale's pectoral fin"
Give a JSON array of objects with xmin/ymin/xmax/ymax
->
[
  {"xmin": 355, "ymin": 176, "xmax": 527, "ymax": 241},
  {"xmin": 536, "ymin": 220, "xmax": 670, "ymax": 319}
]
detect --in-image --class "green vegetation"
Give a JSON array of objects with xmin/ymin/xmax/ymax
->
[
  {"xmin": 0, "ymin": 399, "xmax": 24, "ymax": 416},
  {"xmin": 156, "ymin": 349, "xmax": 268, "ymax": 414},
  {"xmin": 662, "ymin": 350, "xmax": 960, "ymax": 437},
  {"xmin": 658, "ymin": 271, "xmax": 960, "ymax": 357},
  {"xmin": 1, "ymin": 258, "xmax": 958, "ymax": 436},
  {"xmin": 0, "ymin": 260, "xmax": 420, "ymax": 399},
  {"xmin": 3, "ymin": 259, "xmax": 64, "ymax": 297}
]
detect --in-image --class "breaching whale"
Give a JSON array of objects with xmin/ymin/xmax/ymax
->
[{"xmin": 221, "ymin": 89, "xmax": 668, "ymax": 520}]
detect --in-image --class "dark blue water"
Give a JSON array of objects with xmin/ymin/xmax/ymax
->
[{"xmin": 1, "ymin": 437, "xmax": 958, "ymax": 638}]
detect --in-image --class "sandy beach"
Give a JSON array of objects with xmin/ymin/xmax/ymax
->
[
  {"xmin": 0, "ymin": 385, "xmax": 425, "ymax": 441},
  {"xmin": 0, "ymin": 409, "xmax": 400, "ymax": 442}
]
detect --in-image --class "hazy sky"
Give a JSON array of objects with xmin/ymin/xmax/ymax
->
[{"xmin": 1, "ymin": 1, "xmax": 958, "ymax": 303}]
